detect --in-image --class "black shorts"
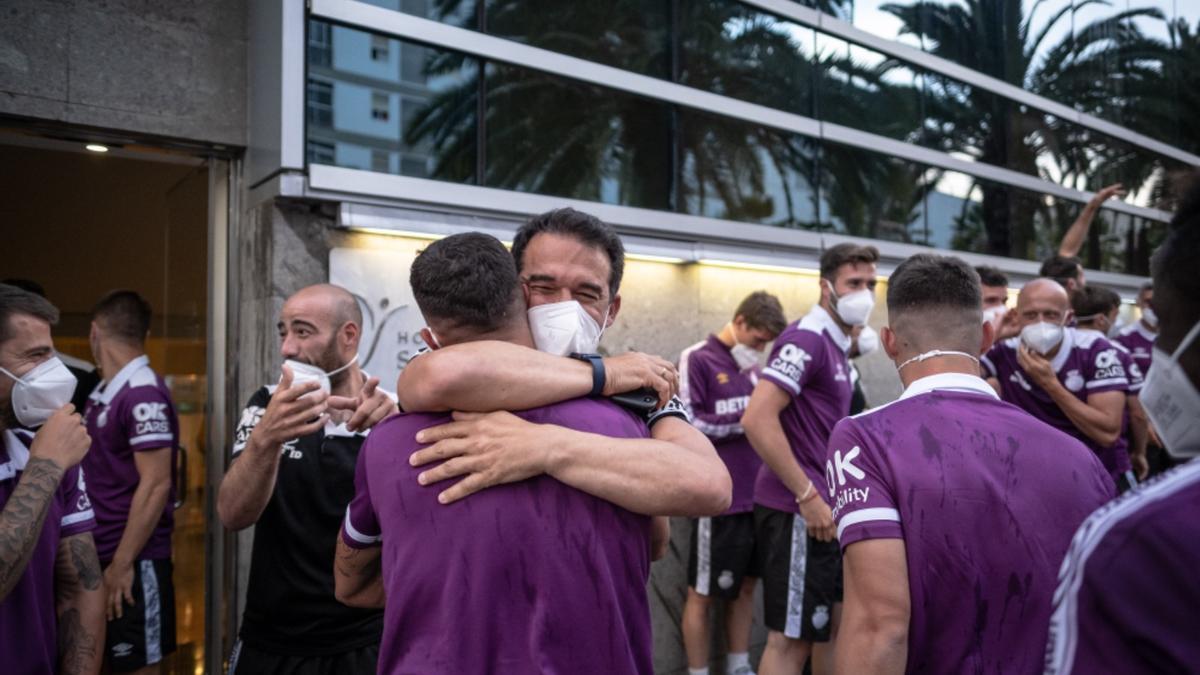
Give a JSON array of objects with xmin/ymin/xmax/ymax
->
[
  {"xmin": 230, "ymin": 640, "xmax": 379, "ymax": 675},
  {"xmin": 687, "ymin": 511, "xmax": 759, "ymax": 598},
  {"xmin": 753, "ymin": 505, "xmax": 842, "ymax": 642},
  {"xmin": 105, "ymin": 558, "xmax": 177, "ymax": 673}
]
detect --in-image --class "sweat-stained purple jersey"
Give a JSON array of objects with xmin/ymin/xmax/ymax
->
[
  {"xmin": 82, "ymin": 355, "xmax": 178, "ymax": 563},
  {"xmin": 755, "ymin": 306, "xmax": 854, "ymax": 511},
  {"xmin": 981, "ymin": 329, "xmax": 1130, "ymax": 480},
  {"xmin": 826, "ymin": 373, "xmax": 1114, "ymax": 675},
  {"xmin": 1046, "ymin": 458, "xmax": 1200, "ymax": 674},
  {"xmin": 342, "ymin": 398, "xmax": 654, "ymax": 675},
  {"xmin": 1114, "ymin": 321, "xmax": 1155, "ymax": 376},
  {"xmin": 680, "ymin": 335, "xmax": 760, "ymax": 514},
  {"xmin": 0, "ymin": 428, "xmax": 96, "ymax": 675}
]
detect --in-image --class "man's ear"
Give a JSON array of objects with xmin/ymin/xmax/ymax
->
[
  {"xmin": 605, "ymin": 293, "xmax": 621, "ymax": 329},
  {"xmin": 881, "ymin": 325, "xmax": 900, "ymax": 361},
  {"xmin": 419, "ymin": 327, "xmax": 440, "ymax": 350},
  {"xmin": 980, "ymin": 318, "xmax": 996, "ymax": 356}
]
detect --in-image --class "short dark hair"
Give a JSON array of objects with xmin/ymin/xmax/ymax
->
[
  {"xmin": 734, "ymin": 291, "xmax": 787, "ymax": 336},
  {"xmin": 819, "ymin": 243, "xmax": 880, "ymax": 282},
  {"xmin": 1039, "ymin": 255, "xmax": 1082, "ymax": 287},
  {"xmin": 974, "ymin": 266, "xmax": 1009, "ymax": 288},
  {"xmin": 512, "ymin": 208, "xmax": 625, "ymax": 298},
  {"xmin": 1071, "ymin": 285, "xmax": 1121, "ymax": 320},
  {"xmin": 92, "ymin": 290, "xmax": 152, "ymax": 344},
  {"xmin": 0, "ymin": 283, "xmax": 60, "ymax": 345},
  {"xmin": 1152, "ymin": 170, "xmax": 1200, "ymax": 341},
  {"xmin": 1, "ymin": 279, "xmax": 46, "ymax": 297},
  {"xmin": 886, "ymin": 254, "xmax": 982, "ymax": 352},
  {"xmin": 410, "ymin": 232, "xmax": 522, "ymax": 333}
]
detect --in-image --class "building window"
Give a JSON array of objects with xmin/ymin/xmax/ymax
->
[
  {"xmin": 371, "ymin": 92, "xmax": 389, "ymax": 121},
  {"xmin": 400, "ymin": 155, "xmax": 427, "ymax": 177},
  {"xmin": 307, "ymin": 140, "xmax": 335, "ymax": 165},
  {"xmin": 307, "ymin": 79, "xmax": 333, "ymax": 129},
  {"xmin": 371, "ymin": 150, "xmax": 391, "ymax": 173},
  {"xmin": 308, "ymin": 21, "xmax": 331, "ymax": 67},
  {"xmin": 371, "ymin": 35, "xmax": 390, "ymax": 62}
]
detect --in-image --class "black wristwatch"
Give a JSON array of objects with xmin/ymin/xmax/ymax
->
[{"xmin": 569, "ymin": 352, "xmax": 606, "ymax": 397}]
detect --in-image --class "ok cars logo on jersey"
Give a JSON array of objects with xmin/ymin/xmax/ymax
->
[
  {"xmin": 132, "ymin": 402, "xmax": 169, "ymax": 436},
  {"xmin": 1093, "ymin": 349, "xmax": 1127, "ymax": 381},
  {"xmin": 768, "ymin": 344, "xmax": 812, "ymax": 382}
]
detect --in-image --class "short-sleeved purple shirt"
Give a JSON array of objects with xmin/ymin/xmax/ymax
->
[
  {"xmin": 826, "ymin": 373, "xmax": 1114, "ymax": 674},
  {"xmin": 981, "ymin": 329, "xmax": 1130, "ymax": 480},
  {"xmin": 1114, "ymin": 321, "xmax": 1155, "ymax": 376},
  {"xmin": 82, "ymin": 355, "xmax": 178, "ymax": 562},
  {"xmin": 680, "ymin": 335, "xmax": 760, "ymax": 514},
  {"xmin": 1046, "ymin": 458, "xmax": 1200, "ymax": 674},
  {"xmin": 0, "ymin": 428, "xmax": 96, "ymax": 674},
  {"xmin": 342, "ymin": 398, "xmax": 654, "ymax": 675},
  {"xmin": 755, "ymin": 307, "xmax": 854, "ymax": 512}
]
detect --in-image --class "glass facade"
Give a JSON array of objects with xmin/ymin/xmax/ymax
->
[{"xmin": 306, "ymin": 0, "xmax": 1196, "ymax": 272}]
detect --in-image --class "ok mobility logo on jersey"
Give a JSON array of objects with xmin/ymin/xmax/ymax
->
[
  {"xmin": 132, "ymin": 402, "xmax": 170, "ymax": 437},
  {"xmin": 826, "ymin": 446, "xmax": 869, "ymax": 519},
  {"xmin": 768, "ymin": 344, "xmax": 813, "ymax": 383}
]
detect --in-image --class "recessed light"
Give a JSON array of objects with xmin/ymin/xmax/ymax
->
[{"xmin": 85, "ymin": 144, "xmax": 109, "ymax": 153}]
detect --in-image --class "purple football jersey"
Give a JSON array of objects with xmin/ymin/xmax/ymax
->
[
  {"xmin": 1114, "ymin": 321, "xmax": 1155, "ymax": 376},
  {"xmin": 1046, "ymin": 459, "xmax": 1200, "ymax": 674},
  {"xmin": 982, "ymin": 329, "xmax": 1130, "ymax": 480},
  {"xmin": 679, "ymin": 335, "xmax": 761, "ymax": 514},
  {"xmin": 342, "ymin": 398, "xmax": 654, "ymax": 674},
  {"xmin": 82, "ymin": 355, "xmax": 178, "ymax": 563},
  {"xmin": 0, "ymin": 429, "xmax": 96, "ymax": 675},
  {"xmin": 755, "ymin": 307, "xmax": 854, "ymax": 512},
  {"xmin": 826, "ymin": 373, "xmax": 1113, "ymax": 675}
]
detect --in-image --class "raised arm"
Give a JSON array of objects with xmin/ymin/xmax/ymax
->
[
  {"xmin": 0, "ymin": 406, "xmax": 89, "ymax": 599},
  {"xmin": 55, "ymin": 533, "xmax": 104, "ymax": 674},
  {"xmin": 1059, "ymin": 184, "xmax": 1125, "ymax": 258},
  {"xmin": 396, "ymin": 341, "xmax": 677, "ymax": 412},
  {"xmin": 409, "ymin": 412, "xmax": 731, "ymax": 516},
  {"xmin": 836, "ymin": 539, "xmax": 910, "ymax": 675},
  {"xmin": 217, "ymin": 372, "xmax": 327, "ymax": 531}
]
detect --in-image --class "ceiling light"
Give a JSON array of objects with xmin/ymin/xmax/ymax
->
[{"xmin": 85, "ymin": 144, "xmax": 109, "ymax": 153}]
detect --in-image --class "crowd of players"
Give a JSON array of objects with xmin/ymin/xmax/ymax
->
[{"xmin": 0, "ymin": 173, "xmax": 1197, "ymax": 675}]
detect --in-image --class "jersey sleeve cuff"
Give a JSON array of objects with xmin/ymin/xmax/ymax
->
[
  {"xmin": 341, "ymin": 510, "xmax": 381, "ymax": 549},
  {"xmin": 760, "ymin": 368, "xmax": 800, "ymax": 395},
  {"xmin": 836, "ymin": 507, "xmax": 902, "ymax": 549},
  {"xmin": 60, "ymin": 510, "xmax": 97, "ymax": 537}
]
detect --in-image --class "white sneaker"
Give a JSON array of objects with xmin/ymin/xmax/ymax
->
[{"xmin": 729, "ymin": 666, "xmax": 756, "ymax": 675}]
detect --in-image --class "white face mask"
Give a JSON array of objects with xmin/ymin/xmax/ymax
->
[
  {"xmin": 282, "ymin": 354, "xmax": 357, "ymax": 396},
  {"xmin": 855, "ymin": 326, "xmax": 880, "ymax": 357},
  {"xmin": 1141, "ymin": 318, "xmax": 1200, "ymax": 458},
  {"xmin": 1020, "ymin": 321, "xmax": 1065, "ymax": 355},
  {"xmin": 0, "ymin": 357, "xmax": 78, "ymax": 428},
  {"xmin": 1142, "ymin": 307, "xmax": 1158, "ymax": 328},
  {"xmin": 730, "ymin": 343, "xmax": 762, "ymax": 371},
  {"xmin": 982, "ymin": 305, "xmax": 1007, "ymax": 331},
  {"xmin": 528, "ymin": 300, "xmax": 607, "ymax": 356},
  {"xmin": 826, "ymin": 281, "xmax": 875, "ymax": 327}
]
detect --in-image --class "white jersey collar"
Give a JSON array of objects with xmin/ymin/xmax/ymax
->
[
  {"xmin": 899, "ymin": 372, "xmax": 1000, "ymax": 401},
  {"xmin": 800, "ymin": 305, "xmax": 852, "ymax": 353},
  {"xmin": 1049, "ymin": 327, "xmax": 1076, "ymax": 373},
  {"xmin": 91, "ymin": 355, "xmax": 152, "ymax": 406}
]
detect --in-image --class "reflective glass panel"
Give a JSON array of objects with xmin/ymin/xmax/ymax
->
[{"xmin": 818, "ymin": 142, "xmax": 930, "ymax": 244}]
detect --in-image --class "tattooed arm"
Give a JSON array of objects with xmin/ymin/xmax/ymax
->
[
  {"xmin": 333, "ymin": 538, "xmax": 384, "ymax": 608},
  {"xmin": 0, "ymin": 458, "xmax": 66, "ymax": 599},
  {"xmin": 55, "ymin": 533, "xmax": 104, "ymax": 675}
]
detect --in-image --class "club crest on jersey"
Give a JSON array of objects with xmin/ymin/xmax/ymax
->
[
  {"xmin": 1064, "ymin": 370, "xmax": 1085, "ymax": 392},
  {"xmin": 834, "ymin": 362, "xmax": 847, "ymax": 382},
  {"xmin": 716, "ymin": 372, "xmax": 730, "ymax": 385},
  {"xmin": 96, "ymin": 409, "xmax": 108, "ymax": 428}
]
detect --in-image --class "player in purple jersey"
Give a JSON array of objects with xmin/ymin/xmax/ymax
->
[
  {"xmin": 1046, "ymin": 172, "xmax": 1200, "ymax": 674},
  {"xmin": 982, "ymin": 279, "xmax": 1130, "ymax": 488},
  {"xmin": 824, "ymin": 254, "xmax": 1113, "ymax": 674},
  {"xmin": 0, "ymin": 284, "xmax": 104, "ymax": 673},
  {"xmin": 217, "ymin": 284, "xmax": 397, "ymax": 675},
  {"xmin": 742, "ymin": 243, "xmax": 879, "ymax": 675},
  {"xmin": 82, "ymin": 290, "xmax": 179, "ymax": 673},
  {"xmin": 395, "ymin": 208, "xmax": 730, "ymax": 534},
  {"xmin": 335, "ymin": 233, "xmax": 666, "ymax": 673},
  {"xmin": 680, "ymin": 291, "xmax": 786, "ymax": 675},
  {"xmin": 1115, "ymin": 282, "xmax": 1157, "ymax": 375},
  {"xmin": 1073, "ymin": 285, "xmax": 1150, "ymax": 484}
]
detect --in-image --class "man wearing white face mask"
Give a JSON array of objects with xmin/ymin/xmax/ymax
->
[
  {"xmin": 0, "ymin": 284, "xmax": 104, "ymax": 674},
  {"xmin": 82, "ymin": 290, "xmax": 180, "ymax": 674},
  {"xmin": 825, "ymin": 254, "xmax": 1111, "ymax": 675},
  {"xmin": 981, "ymin": 279, "xmax": 1131, "ymax": 491},
  {"xmin": 1115, "ymin": 282, "xmax": 1157, "ymax": 384},
  {"xmin": 217, "ymin": 284, "xmax": 397, "ymax": 675},
  {"xmin": 741, "ymin": 243, "xmax": 879, "ymax": 675},
  {"xmin": 1044, "ymin": 172, "xmax": 1200, "ymax": 675},
  {"xmin": 977, "ymin": 265, "xmax": 1019, "ymax": 341},
  {"xmin": 678, "ymin": 291, "xmax": 786, "ymax": 675}
]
